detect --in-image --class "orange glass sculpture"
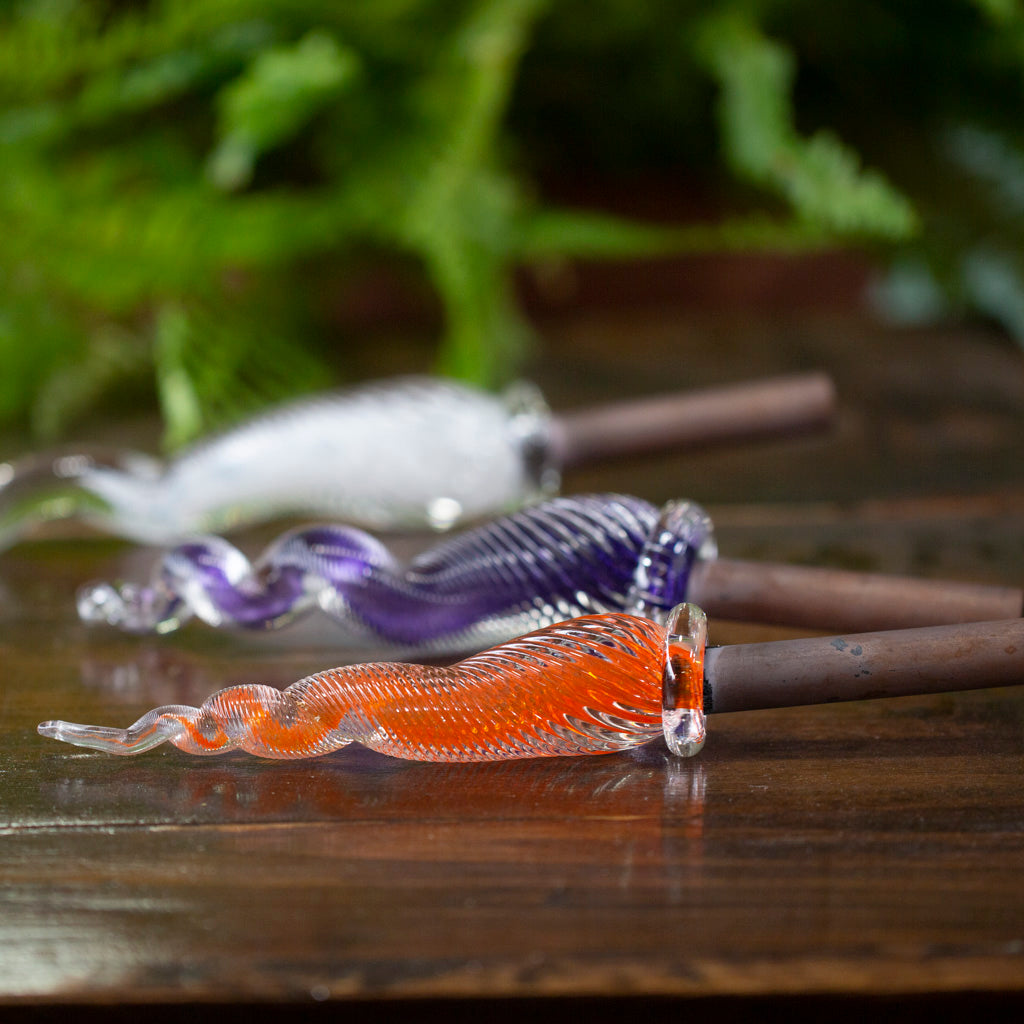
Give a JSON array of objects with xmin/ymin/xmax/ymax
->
[{"xmin": 39, "ymin": 605, "xmax": 708, "ymax": 762}]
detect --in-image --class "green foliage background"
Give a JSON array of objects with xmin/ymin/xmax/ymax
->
[{"xmin": 0, "ymin": 0, "xmax": 1018, "ymax": 447}]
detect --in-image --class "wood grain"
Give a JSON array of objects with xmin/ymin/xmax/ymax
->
[{"xmin": 3, "ymin": 298, "xmax": 1024, "ymax": 1019}]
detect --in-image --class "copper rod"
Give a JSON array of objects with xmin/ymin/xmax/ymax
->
[
  {"xmin": 705, "ymin": 618, "xmax": 1024, "ymax": 714},
  {"xmin": 689, "ymin": 557, "xmax": 1024, "ymax": 633},
  {"xmin": 550, "ymin": 372, "xmax": 836, "ymax": 467}
]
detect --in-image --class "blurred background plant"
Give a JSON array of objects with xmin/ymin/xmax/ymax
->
[{"xmin": 0, "ymin": 0, "xmax": 1018, "ymax": 449}]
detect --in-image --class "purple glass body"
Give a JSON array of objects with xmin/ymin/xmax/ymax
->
[{"xmin": 78, "ymin": 495, "xmax": 716, "ymax": 655}]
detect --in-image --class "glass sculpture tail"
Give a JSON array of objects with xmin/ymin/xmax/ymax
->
[{"xmin": 0, "ymin": 448, "xmax": 162, "ymax": 551}]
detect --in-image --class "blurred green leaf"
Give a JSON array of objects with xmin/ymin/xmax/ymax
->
[
  {"xmin": 6, "ymin": 0, "xmax": 1008, "ymax": 446},
  {"xmin": 208, "ymin": 29, "xmax": 360, "ymax": 190},
  {"xmin": 970, "ymin": 0, "xmax": 1023, "ymax": 25},
  {"xmin": 516, "ymin": 207, "xmax": 829, "ymax": 258},
  {"xmin": 696, "ymin": 10, "xmax": 918, "ymax": 240},
  {"xmin": 31, "ymin": 324, "xmax": 150, "ymax": 440},
  {"xmin": 154, "ymin": 305, "xmax": 205, "ymax": 450},
  {"xmin": 153, "ymin": 300, "xmax": 334, "ymax": 449}
]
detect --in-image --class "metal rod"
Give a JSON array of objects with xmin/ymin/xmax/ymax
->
[
  {"xmin": 705, "ymin": 618, "xmax": 1024, "ymax": 714},
  {"xmin": 689, "ymin": 557, "xmax": 1023, "ymax": 633},
  {"xmin": 550, "ymin": 372, "xmax": 836, "ymax": 468}
]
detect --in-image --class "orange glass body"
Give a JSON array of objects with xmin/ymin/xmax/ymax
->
[{"xmin": 39, "ymin": 606, "xmax": 708, "ymax": 762}]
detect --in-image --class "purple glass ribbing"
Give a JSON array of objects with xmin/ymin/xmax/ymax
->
[{"xmin": 76, "ymin": 494, "xmax": 716, "ymax": 655}]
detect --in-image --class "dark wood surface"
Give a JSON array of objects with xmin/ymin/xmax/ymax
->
[{"xmin": 3, "ymin": 284, "xmax": 1024, "ymax": 1020}]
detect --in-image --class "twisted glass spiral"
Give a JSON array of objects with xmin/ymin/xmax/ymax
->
[
  {"xmin": 39, "ymin": 608, "xmax": 708, "ymax": 762},
  {"xmin": 77, "ymin": 494, "xmax": 716, "ymax": 654},
  {"xmin": 0, "ymin": 376, "xmax": 555, "ymax": 549}
]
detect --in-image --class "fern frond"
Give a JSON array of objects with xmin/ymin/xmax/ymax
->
[{"xmin": 696, "ymin": 10, "xmax": 918, "ymax": 241}]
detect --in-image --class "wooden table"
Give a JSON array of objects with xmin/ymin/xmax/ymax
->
[{"xmin": 3, "ymin": 291, "xmax": 1024, "ymax": 1020}]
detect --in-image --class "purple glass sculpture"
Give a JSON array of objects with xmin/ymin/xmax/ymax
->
[{"xmin": 77, "ymin": 494, "xmax": 716, "ymax": 654}]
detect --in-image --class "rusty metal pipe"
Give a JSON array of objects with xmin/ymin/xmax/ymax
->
[
  {"xmin": 551, "ymin": 372, "xmax": 836, "ymax": 467},
  {"xmin": 705, "ymin": 618, "xmax": 1024, "ymax": 714},
  {"xmin": 689, "ymin": 557, "xmax": 1023, "ymax": 633}
]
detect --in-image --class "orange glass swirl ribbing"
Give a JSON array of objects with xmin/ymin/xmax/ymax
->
[
  {"xmin": 190, "ymin": 613, "xmax": 667, "ymax": 761},
  {"xmin": 310, "ymin": 614, "xmax": 667, "ymax": 760},
  {"xmin": 40, "ymin": 613, "xmax": 670, "ymax": 762}
]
